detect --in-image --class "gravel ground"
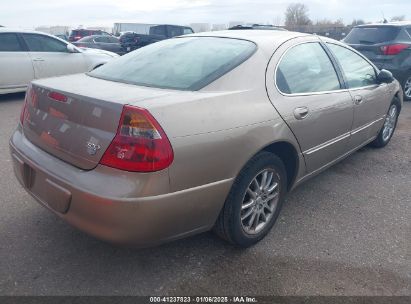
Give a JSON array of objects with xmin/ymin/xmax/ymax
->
[{"xmin": 0, "ymin": 93, "xmax": 410, "ymax": 296}]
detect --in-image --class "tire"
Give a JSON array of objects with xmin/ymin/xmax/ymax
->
[
  {"xmin": 213, "ymin": 151, "xmax": 287, "ymax": 247},
  {"xmin": 370, "ymin": 99, "xmax": 400, "ymax": 148},
  {"xmin": 403, "ymin": 75, "xmax": 411, "ymax": 101}
]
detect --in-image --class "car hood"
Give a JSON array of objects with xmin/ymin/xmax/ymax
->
[{"xmin": 79, "ymin": 47, "xmax": 119, "ymax": 58}]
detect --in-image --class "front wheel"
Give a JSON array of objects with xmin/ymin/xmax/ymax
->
[
  {"xmin": 213, "ymin": 152, "xmax": 287, "ymax": 247},
  {"xmin": 370, "ymin": 101, "xmax": 400, "ymax": 148}
]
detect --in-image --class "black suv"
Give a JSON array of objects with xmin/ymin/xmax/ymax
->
[{"xmin": 343, "ymin": 22, "xmax": 411, "ymax": 100}]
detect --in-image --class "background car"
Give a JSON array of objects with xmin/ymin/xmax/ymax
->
[
  {"xmin": 229, "ymin": 24, "xmax": 287, "ymax": 31},
  {"xmin": 73, "ymin": 35, "xmax": 125, "ymax": 55},
  {"xmin": 343, "ymin": 22, "xmax": 411, "ymax": 100},
  {"xmin": 11, "ymin": 31, "xmax": 402, "ymax": 247},
  {"xmin": 68, "ymin": 29, "xmax": 112, "ymax": 42},
  {"xmin": 119, "ymin": 24, "xmax": 194, "ymax": 53},
  {"xmin": 0, "ymin": 29, "xmax": 119, "ymax": 94},
  {"xmin": 54, "ymin": 34, "xmax": 68, "ymax": 41}
]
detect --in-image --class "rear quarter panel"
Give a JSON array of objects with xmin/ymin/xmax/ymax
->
[{"xmin": 140, "ymin": 48, "xmax": 304, "ymax": 192}]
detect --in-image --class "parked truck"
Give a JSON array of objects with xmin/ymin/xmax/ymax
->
[{"xmin": 117, "ymin": 24, "xmax": 194, "ymax": 53}]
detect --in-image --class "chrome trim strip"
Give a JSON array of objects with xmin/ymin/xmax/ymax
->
[
  {"xmin": 304, "ymin": 132, "xmax": 350, "ymax": 155},
  {"xmin": 351, "ymin": 117, "xmax": 384, "ymax": 135},
  {"xmin": 0, "ymin": 84, "xmax": 27, "ymax": 89},
  {"xmin": 296, "ymin": 135, "xmax": 377, "ymax": 185},
  {"xmin": 303, "ymin": 117, "xmax": 384, "ymax": 155}
]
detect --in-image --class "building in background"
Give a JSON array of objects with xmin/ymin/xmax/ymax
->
[
  {"xmin": 189, "ymin": 23, "xmax": 211, "ymax": 33},
  {"xmin": 211, "ymin": 24, "xmax": 227, "ymax": 31},
  {"xmin": 113, "ymin": 23, "xmax": 157, "ymax": 35},
  {"xmin": 35, "ymin": 26, "xmax": 70, "ymax": 35}
]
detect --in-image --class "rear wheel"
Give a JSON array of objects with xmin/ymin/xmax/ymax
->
[
  {"xmin": 403, "ymin": 75, "xmax": 411, "ymax": 101},
  {"xmin": 213, "ymin": 152, "xmax": 287, "ymax": 247},
  {"xmin": 370, "ymin": 100, "xmax": 400, "ymax": 148}
]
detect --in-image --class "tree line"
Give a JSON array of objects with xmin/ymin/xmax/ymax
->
[{"xmin": 284, "ymin": 3, "xmax": 406, "ymax": 29}]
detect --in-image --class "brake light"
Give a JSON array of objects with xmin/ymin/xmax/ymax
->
[
  {"xmin": 48, "ymin": 91, "xmax": 67, "ymax": 103},
  {"xmin": 380, "ymin": 44, "xmax": 409, "ymax": 55},
  {"xmin": 74, "ymin": 36, "xmax": 82, "ymax": 40},
  {"xmin": 20, "ymin": 84, "xmax": 36, "ymax": 124},
  {"xmin": 20, "ymin": 92, "xmax": 28, "ymax": 125},
  {"xmin": 100, "ymin": 105, "xmax": 174, "ymax": 172}
]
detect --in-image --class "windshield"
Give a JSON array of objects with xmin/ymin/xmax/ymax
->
[
  {"xmin": 88, "ymin": 37, "xmax": 256, "ymax": 90},
  {"xmin": 344, "ymin": 27, "xmax": 400, "ymax": 44}
]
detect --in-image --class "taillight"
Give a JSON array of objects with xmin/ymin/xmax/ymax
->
[
  {"xmin": 74, "ymin": 36, "xmax": 82, "ymax": 40},
  {"xmin": 100, "ymin": 105, "xmax": 174, "ymax": 172},
  {"xmin": 380, "ymin": 44, "xmax": 409, "ymax": 55},
  {"xmin": 20, "ymin": 84, "xmax": 36, "ymax": 124},
  {"xmin": 48, "ymin": 91, "xmax": 67, "ymax": 103},
  {"xmin": 20, "ymin": 93, "xmax": 28, "ymax": 125}
]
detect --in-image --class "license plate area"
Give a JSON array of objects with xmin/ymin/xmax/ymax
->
[{"xmin": 12, "ymin": 153, "xmax": 72, "ymax": 214}]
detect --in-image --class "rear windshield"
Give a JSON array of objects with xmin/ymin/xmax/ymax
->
[
  {"xmin": 88, "ymin": 37, "xmax": 256, "ymax": 90},
  {"xmin": 344, "ymin": 27, "xmax": 400, "ymax": 44}
]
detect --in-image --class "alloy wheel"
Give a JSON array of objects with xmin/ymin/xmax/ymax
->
[
  {"xmin": 405, "ymin": 77, "xmax": 411, "ymax": 99},
  {"xmin": 382, "ymin": 104, "xmax": 398, "ymax": 142},
  {"xmin": 240, "ymin": 169, "xmax": 280, "ymax": 235}
]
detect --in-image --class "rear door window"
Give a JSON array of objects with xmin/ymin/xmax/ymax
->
[
  {"xmin": 327, "ymin": 43, "xmax": 377, "ymax": 88},
  {"xmin": 167, "ymin": 26, "xmax": 183, "ymax": 37},
  {"xmin": 276, "ymin": 42, "xmax": 341, "ymax": 94},
  {"xmin": 344, "ymin": 27, "xmax": 400, "ymax": 44},
  {"xmin": 0, "ymin": 33, "xmax": 23, "ymax": 52},
  {"xmin": 23, "ymin": 34, "xmax": 68, "ymax": 52}
]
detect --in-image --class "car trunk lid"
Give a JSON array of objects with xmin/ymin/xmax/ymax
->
[{"xmin": 21, "ymin": 74, "xmax": 174, "ymax": 170}]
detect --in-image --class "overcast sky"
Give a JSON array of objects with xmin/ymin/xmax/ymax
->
[{"xmin": 1, "ymin": 0, "xmax": 410, "ymax": 29}]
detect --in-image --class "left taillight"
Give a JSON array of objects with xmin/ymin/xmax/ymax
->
[{"xmin": 99, "ymin": 105, "xmax": 174, "ymax": 172}]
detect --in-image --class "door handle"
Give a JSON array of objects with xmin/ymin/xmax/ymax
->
[
  {"xmin": 353, "ymin": 95, "xmax": 363, "ymax": 105},
  {"xmin": 294, "ymin": 107, "xmax": 309, "ymax": 120},
  {"xmin": 33, "ymin": 58, "xmax": 44, "ymax": 62}
]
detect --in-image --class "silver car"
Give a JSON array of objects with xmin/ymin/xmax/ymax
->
[
  {"xmin": 0, "ymin": 28, "xmax": 119, "ymax": 95},
  {"xmin": 10, "ymin": 30, "xmax": 402, "ymax": 247}
]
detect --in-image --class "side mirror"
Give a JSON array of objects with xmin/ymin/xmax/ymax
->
[
  {"xmin": 67, "ymin": 44, "xmax": 79, "ymax": 53},
  {"xmin": 377, "ymin": 69, "xmax": 395, "ymax": 84}
]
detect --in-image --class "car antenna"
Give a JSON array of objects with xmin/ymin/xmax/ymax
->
[{"xmin": 381, "ymin": 11, "xmax": 388, "ymax": 23}]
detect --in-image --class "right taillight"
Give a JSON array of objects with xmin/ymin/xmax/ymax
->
[
  {"xmin": 100, "ymin": 105, "xmax": 174, "ymax": 172},
  {"xmin": 380, "ymin": 44, "xmax": 409, "ymax": 55}
]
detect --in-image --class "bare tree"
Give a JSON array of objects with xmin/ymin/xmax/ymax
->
[
  {"xmin": 285, "ymin": 3, "xmax": 312, "ymax": 28},
  {"xmin": 391, "ymin": 15, "xmax": 406, "ymax": 22},
  {"xmin": 316, "ymin": 18, "xmax": 345, "ymax": 27}
]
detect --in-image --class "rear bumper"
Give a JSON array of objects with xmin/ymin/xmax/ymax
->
[{"xmin": 9, "ymin": 126, "xmax": 231, "ymax": 246}]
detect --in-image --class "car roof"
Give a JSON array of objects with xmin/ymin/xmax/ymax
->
[
  {"xmin": 81, "ymin": 35, "xmax": 116, "ymax": 38},
  {"xmin": 355, "ymin": 21, "xmax": 411, "ymax": 28},
  {"xmin": 0, "ymin": 28, "xmax": 72, "ymax": 45},
  {"xmin": 71, "ymin": 29, "xmax": 102, "ymax": 32},
  {"xmin": 183, "ymin": 30, "xmax": 310, "ymax": 53},
  {"xmin": 0, "ymin": 28, "xmax": 46, "ymax": 34}
]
